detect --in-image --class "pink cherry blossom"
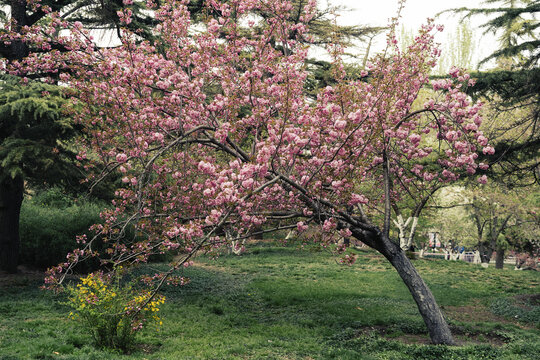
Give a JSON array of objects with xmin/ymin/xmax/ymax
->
[
  {"xmin": 116, "ymin": 153, "xmax": 128, "ymax": 163},
  {"xmin": 482, "ymin": 146, "xmax": 495, "ymax": 155}
]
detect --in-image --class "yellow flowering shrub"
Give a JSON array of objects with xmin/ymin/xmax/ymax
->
[{"xmin": 66, "ymin": 271, "xmax": 165, "ymax": 351}]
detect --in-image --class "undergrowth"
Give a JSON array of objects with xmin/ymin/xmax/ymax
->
[{"xmin": 0, "ymin": 242, "xmax": 538, "ymax": 359}]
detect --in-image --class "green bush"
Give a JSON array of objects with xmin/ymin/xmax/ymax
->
[
  {"xmin": 19, "ymin": 187, "xmax": 170, "ymax": 270},
  {"xmin": 19, "ymin": 188, "xmax": 105, "ymax": 269},
  {"xmin": 66, "ymin": 271, "xmax": 165, "ymax": 352}
]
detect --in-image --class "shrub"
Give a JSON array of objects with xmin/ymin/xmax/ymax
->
[
  {"xmin": 20, "ymin": 187, "xmax": 170, "ymax": 270},
  {"xmin": 66, "ymin": 271, "xmax": 165, "ymax": 352},
  {"xmin": 19, "ymin": 188, "xmax": 105, "ymax": 269}
]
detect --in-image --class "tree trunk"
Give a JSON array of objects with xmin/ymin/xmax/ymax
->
[
  {"xmin": 8, "ymin": 1, "xmax": 29, "ymax": 60},
  {"xmin": 394, "ymin": 215, "xmax": 419, "ymax": 251},
  {"xmin": 253, "ymin": 225, "xmax": 264, "ymax": 240},
  {"xmin": 394, "ymin": 215, "xmax": 409, "ymax": 250},
  {"xmin": 495, "ymin": 246, "xmax": 505, "ymax": 269},
  {"xmin": 352, "ymin": 228, "xmax": 455, "ymax": 345},
  {"xmin": 478, "ymin": 243, "xmax": 492, "ymax": 264},
  {"xmin": 0, "ymin": 176, "xmax": 24, "ymax": 273}
]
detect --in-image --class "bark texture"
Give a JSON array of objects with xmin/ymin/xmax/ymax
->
[
  {"xmin": 0, "ymin": 1, "xmax": 28, "ymax": 273},
  {"xmin": 0, "ymin": 176, "xmax": 24, "ymax": 273},
  {"xmin": 352, "ymin": 227, "xmax": 455, "ymax": 345},
  {"xmin": 495, "ymin": 246, "xmax": 505, "ymax": 269}
]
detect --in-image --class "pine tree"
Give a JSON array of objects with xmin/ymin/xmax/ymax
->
[
  {"xmin": 0, "ymin": 0, "xmax": 153, "ymax": 273},
  {"xmin": 0, "ymin": 76, "xmax": 80, "ymax": 272},
  {"xmin": 448, "ymin": 0, "xmax": 540, "ymax": 185}
]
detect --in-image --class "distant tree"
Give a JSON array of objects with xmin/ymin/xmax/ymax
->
[
  {"xmin": 392, "ymin": 188, "xmax": 456, "ymax": 252},
  {"xmin": 466, "ymin": 183, "xmax": 539, "ymax": 268},
  {"xmin": 436, "ymin": 21, "xmax": 476, "ymax": 74},
  {"xmin": 426, "ymin": 181, "xmax": 538, "ymax": 268},
  {"xmin": 426, "ymin": 189, "xmax": 477, "ymax": 250},
  {"xmin": 505, "ymin": 194, "xmax": 540, "ymax": 268}
]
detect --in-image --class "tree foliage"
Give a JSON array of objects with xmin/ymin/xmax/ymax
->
[
  {"xmin": 451, "ymin": 0, "xmax": 539, "ymax": 66},
  {"xmin": 448, "ymin": 0, "xmax": 540, "ymax": 184},
  {"xmin": 0, "ymin": 75, "xmax": 80, "ymax": 273},
  {"xmin": 466, "ymin": 183, "xmax": 537, "ymax": 267},
  {"xmin": 0, "ymin": 0, "xmax": 381, "ymax": 274},
  {"xmin": 0, "ymin": 0, "xmax": 160, "ymax": 273},
  {"xmin": 0, "ymin": 75, "xmax": 80, "ymax": 184},
  {"xmin": 437, "ymin": 21, "xmax": 476, "ymax": 74}
]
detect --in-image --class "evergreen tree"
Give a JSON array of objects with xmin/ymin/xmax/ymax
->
[
  {"xmin": 448, "ymin": 0, "xmax": 539, "ymax": 185},
  {"xmin": 0, "ymin": 0, "xmax": 153, "ymax": 273},
  {"xmin": 0, "ymin": 76, "xmax": 79, "ymax": 272}
]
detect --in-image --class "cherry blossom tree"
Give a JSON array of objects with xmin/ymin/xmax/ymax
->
[{"xmin": 17, "ymin": 0, "xmax": 495, "ymax": 345}]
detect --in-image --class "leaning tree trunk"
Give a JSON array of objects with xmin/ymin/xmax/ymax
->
[
  {"xmin": 352, "ymin": 228, "xmax": 455, "ymax": 345},
  {"xmin": 495, "ymin": 246, "xmax": 505, "ymax": 269},
  {"xmin": 0, "ymin": 176, "xmax": 24, "ymax": 273}
]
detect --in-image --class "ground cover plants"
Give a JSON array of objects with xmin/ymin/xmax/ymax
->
[{"xmin": 0, "ymin": 242, "xmax": 538, "ymax": 359}]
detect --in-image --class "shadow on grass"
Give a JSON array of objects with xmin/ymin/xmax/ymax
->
[{"xmin": 1, "ymin": 244, "xmax": 539, "ymax": 359}]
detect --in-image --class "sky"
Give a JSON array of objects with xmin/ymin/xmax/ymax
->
[
  {"xmin": 327, "ymin": 0, "xmax": 500, "ymax": 69},
  {"xmin": 60, "ymin": 0, "xmax": 502, "ymax": 69}
]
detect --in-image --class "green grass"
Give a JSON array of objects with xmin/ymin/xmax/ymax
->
[{"xmin": 1, "ymin": 242, "xmax": 539, "ymax": 359}]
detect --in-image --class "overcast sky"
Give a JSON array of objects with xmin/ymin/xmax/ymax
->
[
  {"xmin": 328, "ymin": 0, "xmax": 499, "ymax": 69},
  {"xmin": 90, "ymin": 0, "xmax": 501, "ymax": 69}
]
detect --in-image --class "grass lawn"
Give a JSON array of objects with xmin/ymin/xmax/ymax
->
[{"xmin": 0, "ymin": 242, "xmax": 539, "ymax": 359}]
